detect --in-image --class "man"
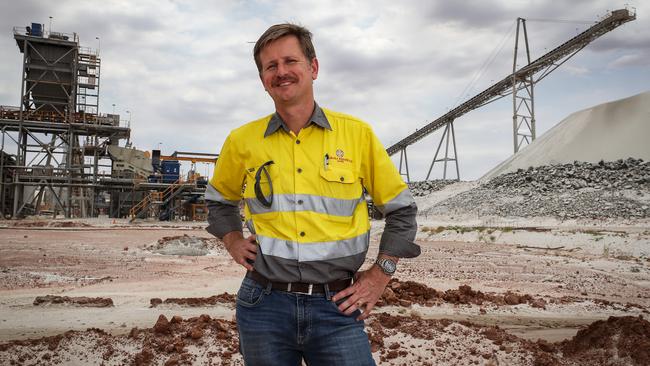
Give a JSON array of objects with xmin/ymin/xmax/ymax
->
[{"xmin": 206, "ymin": 23, "xmax": 419, "ymax": 365}]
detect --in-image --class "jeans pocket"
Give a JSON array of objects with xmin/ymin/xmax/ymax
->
[
  {"xmin": 236, "ymin": 278, "xmax": 267, "ymax": 308},
  {"xmin": 327, "ymin": 294, "xmax": 359, "ymax": 317}
]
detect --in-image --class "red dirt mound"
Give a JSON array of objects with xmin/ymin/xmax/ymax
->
[
  {"xmin": 149, "ymin": 293, "xmax": 235, "ymax": 308},
  {"xmin": 49, "ymin": 221, "xmax": 92, "ymax": 228},
  {"xmin": 33, "ymin": 295, "xmax": 114, "ymax": 307},
  {"xmin": 0, "ymin": 314, "xmax": 239, "ymax": 365},
  {"xmin": 560, "ymin": 315, "xmax": 650, "ymax": 366},
  {"xmin": 378, "ymin": 279, "xmax": 544, "ymax": 308}
]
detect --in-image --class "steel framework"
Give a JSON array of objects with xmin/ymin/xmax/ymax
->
[
  {"xmin": 386, "ymin": 8, "xmax": 636, "ymax": 180},
  {"xmin": 512, "ymin": 18, "xmax": 535, "ymax": 153},
  {"xmin": 0, "ymin": 26, "xmax": 129, "ymax": 218}
]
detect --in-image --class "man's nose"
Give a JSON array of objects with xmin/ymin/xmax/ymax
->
[{"xmin": 276, "ymin": 62, "xmax": 289, "ymax": 76}]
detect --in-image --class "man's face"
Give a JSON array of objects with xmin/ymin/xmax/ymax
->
[{"xmin": 258, "ymin": 35, "xmax": 319, "ymax": 106}]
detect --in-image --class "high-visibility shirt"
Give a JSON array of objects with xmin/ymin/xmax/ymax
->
[{"xmin": 206, "ymin": 105, "xmax": 418, "ymax": 283}]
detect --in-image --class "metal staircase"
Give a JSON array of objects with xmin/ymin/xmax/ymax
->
[{"xmin": 129, "ymin": 180, "xmax": 193, "ymax": 221}]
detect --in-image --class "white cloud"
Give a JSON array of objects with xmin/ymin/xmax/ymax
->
[
  {"xmin": 1, "ymin": 0, "xmax": 648, "ymax": 180},
  {"xmin": 608, "ymin": 53, "xmax": 649, "ymax": 68}
]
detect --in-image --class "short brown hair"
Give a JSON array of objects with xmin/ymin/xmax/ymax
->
[{"xmin": 253, "ymin": 23, "xmax": 316, "ymax": 73}]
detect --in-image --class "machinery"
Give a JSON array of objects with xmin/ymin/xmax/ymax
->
[
  {"xmin": 0, "ymin": 22, "xmax": 131, "ymax": 218},
  {"xmin": 386, "ymin": 8, "xmax": 636, "ymax": 181},
  {"xmin": 127, "ymin": 150, "xmax": 217, "ymax": 221},
  {"xmin": 0, "ymin": 22, "xmax": 219, "ymax": 221}
]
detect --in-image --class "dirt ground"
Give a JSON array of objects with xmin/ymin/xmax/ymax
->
[{"xmin": 0, "ymin": 217, "xmax": 649, "ymax": 365}]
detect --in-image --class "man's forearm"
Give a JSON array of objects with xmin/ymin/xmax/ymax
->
[{"xmin": 222, "ymin": 230, "xmax": 244, "ymax": 250}]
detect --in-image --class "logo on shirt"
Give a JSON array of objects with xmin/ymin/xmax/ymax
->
[{"xmin": 334, "ymin": 148, "xmax": 352, "ymax": 164}]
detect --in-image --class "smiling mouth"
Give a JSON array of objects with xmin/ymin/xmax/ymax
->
[{"xmin": 274, "ymin": 78, "xmax": 297, "ymax": 88}]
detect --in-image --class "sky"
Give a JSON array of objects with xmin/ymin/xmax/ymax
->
[{"xmin": 0, "ymin": 0, "xmax": 648, "ymax": 181}]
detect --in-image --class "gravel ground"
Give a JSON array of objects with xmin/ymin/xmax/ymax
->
[{"xmin": 0, "ymin": 214, "xmax": 648, "ymax": 365}]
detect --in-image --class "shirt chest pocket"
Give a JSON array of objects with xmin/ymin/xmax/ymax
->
[
  {"xmin": 318, "ymin": 166, "xmax": 362, "ymax": 223},
  {"xmin": 319, "ymin": 166, "xmax": 356, "ymax": 185}
]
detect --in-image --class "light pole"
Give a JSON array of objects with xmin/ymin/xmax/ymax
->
[
  {"xmin": 95, "ymin": 36, "xmax": 100, "ymax": 54},
  {"xmin": 125, "ymin": 110, "xmax": 131, "ymax": 129},
  {"xmin": 112, "ymin": 103, "xmax": 115, "ymax": 114},
  {"xmin": 49, "ymin": 16, "xmax": 52, "ymax": 35}
]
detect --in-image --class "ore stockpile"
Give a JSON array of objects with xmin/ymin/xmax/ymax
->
[{"xmin": 415, "ymin": 158, "xmax": 649, "ymax": 219}]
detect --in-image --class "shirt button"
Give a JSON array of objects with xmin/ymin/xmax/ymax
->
[
  {"xmin": 340, "ymin": 177, "xmax": 344, "ymax": 182},
  {"xmin": 297, "ymin": 168, "xmax": 302, "ymax": 173},
  {"xmin": 297, "ymin": 199, "xmax": 303, "ymax": 205},
  {"xmin": 296, "ymin": 139, "xmax": 301, "ymax": 144},
  {"xmin": 300, "ymin": 231, "xmax": 305, "ymax": 237}
]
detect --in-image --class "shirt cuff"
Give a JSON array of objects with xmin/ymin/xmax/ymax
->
[
  {"xmin": 378, "ymin": 202, "xmax": 420, "ymax": 258},
  {"xmin": 205, "ymin": 200, "xmax": 243, "ymax": 239},
  {"xmin": 379, "ymin": 231, "xmax": 421, "ymax": 258}
]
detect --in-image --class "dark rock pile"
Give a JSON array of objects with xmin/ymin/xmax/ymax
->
[
  {"xmin": 424, "ymin": 158, "xmax": 649, "ymax": 219},
  {"xmin": 408, "ymin": 180, "xmax": 457, "ymax": 197}
]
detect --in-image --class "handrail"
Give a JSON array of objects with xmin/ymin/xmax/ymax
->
[
  {"xmin": 13, "ymin": 26, "xmax": 79, "ymax": 43},
  {"xmin": 129, "ymin": 179, "xmax": 188, "ymax": 221},
  {"xmin": 1, "ymin": 105, "xmax": 120, "ymax": 126}
]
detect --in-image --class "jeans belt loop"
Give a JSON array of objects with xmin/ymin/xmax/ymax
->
[{"xmin": 324, "ymin": 283, "xmax": 332, "ymax": 300}]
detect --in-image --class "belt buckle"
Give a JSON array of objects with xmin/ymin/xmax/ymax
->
[{"xmin": 289, "ymin": 283, "xmax": 313, "ymax": 295}]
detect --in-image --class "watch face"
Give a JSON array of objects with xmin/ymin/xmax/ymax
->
[
  {"xmin": 379, "ymin": 259, "xmax": 396, "ymax": 274},
  {"xmin": 384, "ymin": 260, "xmax": 396, "ymax": 273}
]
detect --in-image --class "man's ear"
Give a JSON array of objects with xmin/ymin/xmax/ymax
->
[{"xmin": 310, "ymin": 57, "xmax": 319, "ymax": 80}]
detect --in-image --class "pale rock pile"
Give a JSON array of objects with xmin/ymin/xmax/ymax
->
[
  {"xmin": 408, "ymin": 180, "xmax": 456, "ymax": 197},
  {"xmin": 421, "ymin": 158, "xmax": 650, "ymax": 219}
]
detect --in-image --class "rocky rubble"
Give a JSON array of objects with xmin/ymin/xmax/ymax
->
[
  {"xmin": 145, "ymin": 235, "xmax": 225, "ymax": 256},
  {"xmin": 33, "ymin": 295, "xmax": 113, "ymax": 308},
  {"xmin": 377, "ymin": 279, "xmax": 549, "ymax": 309},
  {"xmin": 3, "ymin": 311, "xmax": 648, "ymax": 366},
  {"xmin": 423, "ymin": 158, "xmax": 650, "ymax": 219},
  {"xmin": 408, "ymin": 180, "xmax": 457, "ymax": 197},
  {"xmin": 149, "ymin": 293, "xmax": 236, "ymax": 308}
]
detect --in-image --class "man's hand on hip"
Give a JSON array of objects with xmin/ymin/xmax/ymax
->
[
  {"xmin": 331, "ymin": 260, "xmax": 394, "ymax": 321},
  {"xmin": 222, "ymin": 231, "xmax": 257, "ymax": 271}
]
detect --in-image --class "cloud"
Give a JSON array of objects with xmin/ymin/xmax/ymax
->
[
  {"xmin": 0, "ymin": 0, "xmax": 648, "ymax": 180},
  {"xmin": 608, "ymin": 53, "xmax": 650, "ymax": 69}
]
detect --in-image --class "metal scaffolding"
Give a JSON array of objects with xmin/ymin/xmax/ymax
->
[
  {"xmin": 0, "ymin": 25, "xmax": 129, "ymax": 218},
  {"xmin": 1, "ymin": 25, "xmax": 214, "ymax": 221}
]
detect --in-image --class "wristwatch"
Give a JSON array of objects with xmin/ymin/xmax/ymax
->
[{"xmin": 375, "ymin": 258, "xmax": 397, "ymax": 276}]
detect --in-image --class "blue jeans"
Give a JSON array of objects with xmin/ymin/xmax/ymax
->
[{"xmin": 236, "ymin": 277, "xmax": 376, "ymax": 366}]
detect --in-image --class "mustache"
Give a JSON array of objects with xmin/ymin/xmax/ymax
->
[{"xmin": 272, "ymin": 76, "xmax": 297, "ymax": 87}]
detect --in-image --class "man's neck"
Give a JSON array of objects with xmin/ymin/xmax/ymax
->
[{"xmin": 275, "ymin": 100, "xmax": 315, "ymax": 135}]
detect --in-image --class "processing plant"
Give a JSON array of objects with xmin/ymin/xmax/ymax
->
[{"xmin": 0, "ymin": 23, "xmax": 213, "ymax": 221}]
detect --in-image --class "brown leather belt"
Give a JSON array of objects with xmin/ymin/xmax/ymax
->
[{"xmin": 247, "ymin": 271, "xmax": 353, "ymax": 295}]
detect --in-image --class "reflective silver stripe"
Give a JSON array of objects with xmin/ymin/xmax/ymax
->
[
  {"xmin": 204, "ymin": 183, "xmax": 240, "ymax": 206},
  {"xmin": 245, "ymin": 193, "xmax": 362, "ymax": 216},
  {"xmin": 256, "ymin": 231, "xmax": 369, "ymax": 262},
  {"xmin": 245, "ymin": 220, "xmax": 255, "ymax": 235},
  {"xmin": 376, "ymin": 188, "xmax": 415, "ymax": 215}
]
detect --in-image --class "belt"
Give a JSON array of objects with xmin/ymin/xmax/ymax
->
[{"xmin": 247, "ymin": 271, "xmax": 353, "ymax": 295}]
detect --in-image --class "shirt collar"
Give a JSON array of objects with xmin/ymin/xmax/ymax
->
[{"xmin": 264, "ymin": 102, "xmax": 332, "ymax": 137}]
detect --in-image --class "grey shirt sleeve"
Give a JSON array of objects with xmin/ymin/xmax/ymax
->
[
  {"xmin": 378, "ymin": 202, "xmax": 420, "ymax": 258},
  {"xmin": 206, "ymin": 199, "xmax": 243, "ymax": 239}
]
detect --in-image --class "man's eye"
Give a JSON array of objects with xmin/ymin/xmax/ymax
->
[{"xmin": 266, "ymin": 65, "xmax": 277, "ymax": 71}]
